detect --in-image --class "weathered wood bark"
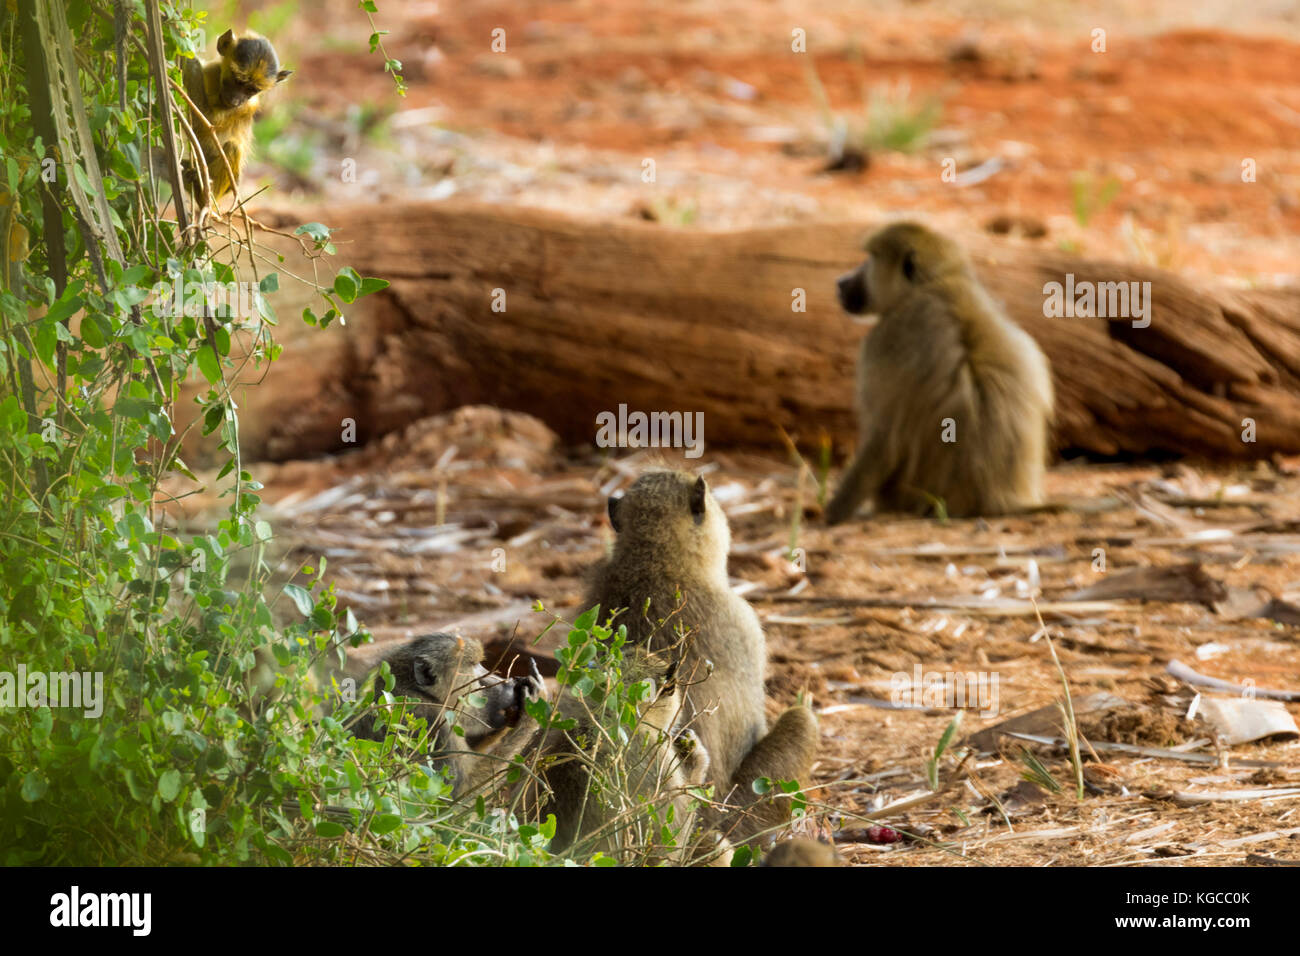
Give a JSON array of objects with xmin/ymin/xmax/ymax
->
[{"xmin": 187, "ymin": 201, "xmax": 1300, "ymax": 465}]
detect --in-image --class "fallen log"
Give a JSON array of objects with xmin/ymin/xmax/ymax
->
[{"xmin": 186, "ymin": 201, "xmax": 1300, "ymax": 464}]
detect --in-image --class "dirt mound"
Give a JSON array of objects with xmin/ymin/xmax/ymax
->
[{"xmin": 355, "ymin": 406, "xmax": 561, "ymax": 474}]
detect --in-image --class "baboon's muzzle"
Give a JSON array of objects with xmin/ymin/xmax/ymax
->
[{"xmin": 836, "ymin": 265, "xmax": 869, "ymax": 315}]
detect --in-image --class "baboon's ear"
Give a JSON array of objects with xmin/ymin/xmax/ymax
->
[
  {"xmin": 901, "ymin": 250, "xmax": 917, "ymax": 282},
  {"xmin": 217, "ymin": 30, "xmax": 235, "ymax": 55},
  {"xmin": 276, "ymin": 69, "xmax": 293, "ymax": 83},
  {"xmin": 607, "ymin": 492, "xmax": 623, "ymax": 532},
  {"xmin": 412, "ymin": 655, "xmax": 439, "ymax": 692},
  {"xmin": 689, "ymin": 476, "xmax": 707, "ymax": 524}
]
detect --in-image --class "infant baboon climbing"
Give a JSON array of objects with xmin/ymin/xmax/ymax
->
[
  {"xmin": 825, "ymin": 221, "xmax": 1054, "ymax": 522},
  {"xmin": 584, "ymin": 470, "xmax": 818, "ymax": 845},
  {"xmin": 351, "ymin": 633, "xmax": 542, "ymax": 797},
  {"xmin": 537, "ymin": 648, "xmax": 722, "ymax": 864}
]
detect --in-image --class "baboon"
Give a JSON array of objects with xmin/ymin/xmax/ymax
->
[
  {"xmin": 585, "ymin": 470, "xmax": 819, "ymax": 845},
  {"xmin": 761, "ymin": 837, "xmax": 841, "ymax": 867},
  {"xmin": 536, "ymin": 648, "xmax": 724, "ymax": 864},
  {"xmin": 181, "ymin": 29, "xmax": 292, "ymax": 209},
  {"xmin": 825, "ymin": 222, "xmax": 1054, "ymax": 522},
  {"xmin": 351, "ymin": 633, "xmax": 542, "ymax": 797}
]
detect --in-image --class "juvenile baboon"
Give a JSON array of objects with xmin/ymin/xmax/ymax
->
[
  {"xmin": 181, "ymin": 29, "xmax": 292, "ymax": 209},
  {"xmin": 351, "ymin": 633, "xmax": 542, "ymax": 797},
  {"xmin": 761, "ymin": 837, "xmax": 841, "ymax": 867},
  {"xmin": 825, "ymin": 222, "xmax": 1054, "ymax": 522},
  {"xmin": 584, "ymin": 470, "xmax": 819, "ymax": 845},
  {"xmin": 536, "ymin": 649, "xmax": 723, "ymax": 864}
]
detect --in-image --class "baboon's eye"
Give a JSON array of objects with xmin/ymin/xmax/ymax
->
[{"xmin": 901, "ymin": 251, "xmax": 917, "ymax": 282}]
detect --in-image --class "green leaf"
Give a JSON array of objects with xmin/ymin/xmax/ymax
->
[
  {"xmin": 46, "ymin": 292, "xmax": 84, "ymax": 326},
  {"xmin": 121, "ymin": 264, "xmax": 151, "ymax": 286},
  {"xmin": 283, "ymin": 582, "xmax": 314, "ymax": 617},
  {"xmin": 0, "ymin": 396, "xmax": 21, "ymax": 434},
  {"xmin": 294, "ymin": 222, "xmax": 331, "ymax": 243},
  {"xmin": 20, "ymin": 771, "xmax": 49, "ymax": 802},
  {"xmin": 202, "ymin": 403, "xmax": 225, "ymax": 436},
  {"xmin": 30, "ymin": 708, "xmax": 53, "ymax": 745},
  {"xmin": 358, "ymin": 276, "xmax": 389, "ymax": 297},
  {"xmin": 158, "ymin": 769, "xmax": 181, "ymax": 802},
  {"xmin": 35, "ymin": 321, "xmax": 56, "ymax": 367},
  {"xmin": 933, "ymin": 712, "xmax": 963, "ymax": 762},
  {"xmin": 370, "ymin": 814, "xmax": 403, "ymax": 835},
  {"xmin": 196, "ymin": 345, "xmax": 221, "ymax": 383},
  {"xmin": 259, "ymin": 273, "xmax": 279, "ymax": 293},
  {"xmin": 122, "ymin": 769, "xmax": 145, "ymax": 800},
  {"xmin": 573, "ymin": 605, "xmax": 600, "ymax": 633},
  {"xmin": 81, "ymin": 314, "xmax": 108, "ymax": 348},
  {"xmin": 315, "ymin": 821, "xmax": 346, "ymax": 837},
  {"xmin": 255, "ymin": 292, "xmax": 277, "ymax": 325},
  {"xmin": 72, "ymin": 163, "xmax": 96, "ymax": 198},
  {"xmin": 332, "ymin": 270, "xmax": 358, "ymax": 304}
]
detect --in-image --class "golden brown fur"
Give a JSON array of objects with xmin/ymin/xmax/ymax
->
[
  {"xmin": 181, "ymin": 29, "xmax": 292, "ymax": 209},
  {"xmin": 825, "ymin": 222, "xmax": 1054, "ymax": 522},
  {"xmin": 761, "ymin": 837, "xmax": 841, "ymax": 867},
  {"xmin": 536, "ymin": 648, "xmax": 721, "ymax": 864},
  {"xmin": 584, "ymin": 470, "xmax": 818, "ymax": 846}
]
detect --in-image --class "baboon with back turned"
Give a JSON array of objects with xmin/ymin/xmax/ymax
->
[
  {"xmin": 825, "ymin": 222, "xmax": 1054, "ymax": 522},
  {"xmin": 584, "ymin": 470, "xmax": 819, "ymax": 845}
]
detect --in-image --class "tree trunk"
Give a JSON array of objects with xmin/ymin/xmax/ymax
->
[{"xmin": 189, "ymin": 201, "xmax": 1300, "ymax": 465}]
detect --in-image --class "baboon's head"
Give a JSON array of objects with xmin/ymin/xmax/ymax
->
[
  {"xmin": 382, "ymin": 633, "xmax": 528, "ymax": 749},
  {"xmin": 606, "ymin": 471, "xmax": 731, "ymax": 578},
  {"xmin": 761, "ymin": 838, "xmax": 841, "ymax": 867},
  {"xmin": 216, "ymin": 29, "xmax": 292, "ymax": 109},
  {"xmin": 836, "ymin": 222, "xmax": 970, "ymax": 316}
]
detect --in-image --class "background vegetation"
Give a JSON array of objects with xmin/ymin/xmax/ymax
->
[{"xmin": 0, "ymin": 0, "xmax": 711, "ymax": 867}]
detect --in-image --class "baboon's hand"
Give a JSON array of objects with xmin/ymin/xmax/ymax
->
[
  {"xmin": 526, "ymin": 658, "xmax": 548, "ymax": 702},
  {"xmin": 505, "ymin": 660, "xmax": 546, "ymax": 725},
  {"xmin": 674, "ymin": 728, "xmax": 700, "ymax": 758},
  {"xmin": 512, "ymin": 660, "xmax": 543, "ymax": 707}
]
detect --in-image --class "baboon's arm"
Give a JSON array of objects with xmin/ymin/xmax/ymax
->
[{"xmin": 824, "ymin": 431, "xmax": 892, "ymax": 525}]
